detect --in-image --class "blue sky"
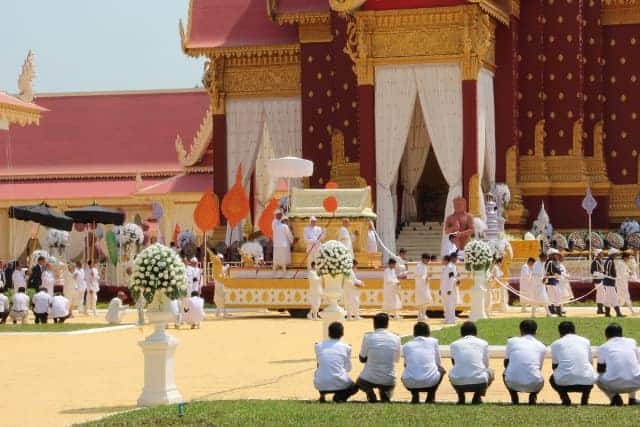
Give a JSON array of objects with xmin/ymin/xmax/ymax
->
[{"xmin": 0, "ymin": 0, "xmax": 204, "ymax": 93}]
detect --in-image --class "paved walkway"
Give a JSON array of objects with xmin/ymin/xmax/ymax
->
[{"xmin": 0, "ymin": 308, "xmax": 618, "ymax": 426}]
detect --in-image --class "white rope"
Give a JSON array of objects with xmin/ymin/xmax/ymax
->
[
  {"xmin": 493, "ymin": 276, "xmax": 598, "ymax": 305},
  {"xmin": 371, "ymin": 227, "xmax": 401, "ymax": 261}
]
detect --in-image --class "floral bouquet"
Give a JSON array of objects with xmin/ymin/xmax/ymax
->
[
  {"xmin": 116, "ymin": 223, "xmax": 144, "ymax": 249},
  {"xmin": 464, "ymin": 239, "xmax": 494, "ymax": 272},
  {"xmin": 568, "ymin": 231, "xmax": 586, "ymax": 250},
  {"xmin": 316, "ymin": 240, "xmax": 353, "ymax": 277},
  {"xmin": 46, "ymin": 229, "xmax": 69, "ymax": 249},
  {"xmin": 620, "ymin": 219, "xmax": 640, "ymax": 237},
  {"xmin": 605, "ymin": 232, "xmax": 625, "ymax": 249},
  {"xmin": 551, "ymin": 233, "xmax": 568, "ymax": 250},
  {"xmin": 129, "ymin": 243, "xmax": 188, "ymax": 304}
]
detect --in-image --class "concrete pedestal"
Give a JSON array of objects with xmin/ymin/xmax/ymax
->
[
  {"xmin": 320, "ymin": 274, "xmax": 346, "ymax": 339},
  {"xmin": 469, "ymin": 270, "xmax": 488, "ymax": 321}
]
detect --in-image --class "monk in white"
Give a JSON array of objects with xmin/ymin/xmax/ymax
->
[
  {"xmin": 184, "ymin": 291, "xmax": 205, "ymax": 329},
  {"xmin": 85, "ymin": 261, "xmax": 100, "ymax": 316},
  {"xmin": 415, "ymin": 254, "xmax": 432, "ymax": 321},
  {"xmin": 304, "ymin": 216, "xmax": 325, "ymax": 269},
  {"xmin": 338, "ymin": 218, "xmax": 355, "ymax": 257},
  {"xmin": 383, "ymin": 259, "xmax": 402, "ymax": 319},
  {"xmin": 105, "ymin": 291, "xmax": 128, "ymax": 324},
  {"xmin": 519, "ymin": 258, "xmax": 535, "ymax": 313},
  {"xmin": 272, "ymin": 213, "xmax": 294, "ymax": 272}
]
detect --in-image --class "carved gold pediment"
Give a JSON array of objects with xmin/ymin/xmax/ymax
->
[
  {"xmin": 601, "ymin": 0, "xmax": 640, "ymax": 25},
  {"xmin": 329, "ymin": 129, "xmax": 367, "ymax": 188},
  {"xmin": 175, "ymin": 105, "xmax": 213, "ymax": 168}
]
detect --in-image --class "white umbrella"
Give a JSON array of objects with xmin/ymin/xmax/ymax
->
[{"xmin": 266, "ymin": 157, "xmax": 314, "ymax": 211}]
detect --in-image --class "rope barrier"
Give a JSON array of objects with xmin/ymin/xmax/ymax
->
[{"xmin": 492, "ymin": 276, "xmax": 598, "ymax": 305}]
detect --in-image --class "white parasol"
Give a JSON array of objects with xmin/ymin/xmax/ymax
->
[{"xmin": 266, "ymin": 157, "xmax": 314, "ymax": 211}]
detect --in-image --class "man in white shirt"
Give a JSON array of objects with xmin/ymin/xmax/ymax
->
[
  {"xmin": 12, "ymin": 264, "xmax": 26, "ymax": 292},
  {"xmin": 449, "ymin": 321, "xmax": 494, "ymax": 404},
  {"xmin": 596, "ymin": 323, "xmax": 640, "ymax": 406},
  {"xmin": 183, "ymin": 291, "xmax": 205, "ymax": 329},
  {"xmin": 42, "ymin": 263, "xmax": 55, "ymax": 295},
  {"xmin": 0, "ymin": 288, "xmax": 9, "ymax": 324},
  {"xmin": 414, "ymin": 254, "xmax": 432, "ymax": 321},
  {"xmin": 440, "ymin": 255, "xmax": 459, "ymax": 325},
  {"xmin": 72, "ymin": 261, "xmax": 87, "ymax": 314},
  {"xmin": 356, "ymin": 313, "xmax": 402, "ymax": 402},
  {"xmin": 503, "ymin": 319, "xmax": 546, "ymax": 405},
  {"xmin": 344, "ymin": 260, "xmax": 364, "ymax": 320},
  {"xmin": 337, "ymin": 218, "xmax": 355, "ymax": 257},
  {"xmin": 549, "ymin": 321, "xmax": 596, "ymax": 405},
  {"xmin": 85, "ymin": 260, "xmax": 100, "ymax": 316},
  {"xmin": 382, "ymin": 259, "xmax": 402, "ymax": 319},
  {"xmin": 10, "ymin": 287, "xmax": 30, "ymax": 324},
  {"xmin": 105, "ymin": 291, "xmax": 128, "ymax": 324},
  {"xmin": 443, "ymin": 233, "xmax": 458, "ymax": 258},
  {"xmin": 303, "ymin": 216, "xmax": 325, "ymax": 269},
  {"xmin": 32, "ymin": 287, "xmax": 52, "ymax": 324},
  {"xmin": 402, "ymin": 321, "xmax": 445, "ymax": 404},
  {"xmin": 272, "ymin": 213, "xmax": 294, "ymax": 272},
  {"xmin": 51, "ymin": 291, "xmax": 71, "ymax": 323},
  {"xmin": 395, "ymin": 249, "xmax": 409, "ymax": 279},
  {"xmin": 314, "ymin": 322, "xmax": 359, "ymax": 402}
]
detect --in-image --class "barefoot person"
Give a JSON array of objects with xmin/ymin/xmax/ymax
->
[
  {"xmin": 183, "ymin": 291, "xmax": 205, "ymax": 329},
  {"xmin": 105, "ymin": 291, "xmax": 128, "ymax": 324},
  {"xmin": 314, "ymin": 322, "xmax": 358, "ymax": 403}
]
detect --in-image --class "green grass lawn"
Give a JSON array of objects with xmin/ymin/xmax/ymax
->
[
  {"xmin": 81, "ymin": 400, "xmax": 640, "ymax": 427},
  {"xmin": 429, "ymin": 317, "xmax": 640, "ymax": 346},
  {"xmin": 0, "ymin": 323, "xmax": 114, "ymax": 333}
]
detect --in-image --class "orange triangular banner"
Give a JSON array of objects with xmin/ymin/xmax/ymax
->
[
  {"xmin": 258, "ymin": 198, "xmax": 280, "ymax": 238},
  {"xmin": 194, "ymin": 189, "xmax": 220, "ymax": 232},
  {"xmin": 221, "ymin": 164, "xmax": 250, "ymax": 228}
]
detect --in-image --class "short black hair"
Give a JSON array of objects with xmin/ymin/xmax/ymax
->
[
  {"xmin": 399, "ymin": 248, "xmax": 407, "ymax": 254},
  {"xmin": 495, "ymin": 257, "xmax": 503, "ymax": 264},
  {"xmin": 0, "ymin": 288, "xmax": 5, "ymax": 294},
  {"xmin": 388, "ymin": 258, "xmax": 397, "ymax": 266},
  {"xmin": 527, "ymin": 257, "xmax": 535, "ymax": 263},
  {"xmin": 328, "ymin": 322, "xmax": 344, "ymax": 339},
  {"xmin": 443, "ymin": 255, "xmax": 450, "ymax": 263},
  {"xmin": 373, "ymin": 313, "xmax": 389, "ymax": 330},
  {"xmin": 460, "ymin": 321, "xmax": 477, "ymax": 337},
  {"xmin": 39, "ymin": 286, "xmax": 47, "ymax": 293},
  {"xmin": 421, "ymin": 253, "xmax": 430, "ymax": 260},
  {"xmin": 605, "ymin": 323, "xmax": 623, "ymax": 339},
  {"xmin": 191, "ymin": 291, "xmax": 200, "ymax": 297},
  {"xmin": 352, "ymin": 260, "xmax": 358, "ymax": 267},
  {"xmin": 558, "ymin": 321, "xmax": 575, "ymax": 336},
  {"xmin": 449, "ymin": 234, "xmax": 456, "ymax": 241},
  {"xmin": 520, "ymin": 319, "xmax": 537, "ymax": 335},
  {"xmin": 18, "ymin": 287, "xmax": 26, "ymax": 293},
  {"xmin": 37, "ymin": 256, "xmax": 45, "ymax": 262},
  {"xmin": 414, "ymin": 321, "xmax": 430, "ymax": 337},
  {"xmin": 310, "ymin": 261, "xmax": 316, "ymax": 268}
]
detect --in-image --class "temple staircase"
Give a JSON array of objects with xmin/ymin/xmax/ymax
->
[{"xmin": 395, "ymin": 222, "xmax": 443, "ymax": 261}]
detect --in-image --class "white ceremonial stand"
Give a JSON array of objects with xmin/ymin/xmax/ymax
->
[
  {"xmin": 320, "ymin": 275, "xmax": 346, "ymax": 339},
  {"xmin": 137, "ymin": 306, "xmax": 182, "ymax": 406},
  {"xmin": 469, "ymin": 270, "xmax": 488, "ymax": 321}
]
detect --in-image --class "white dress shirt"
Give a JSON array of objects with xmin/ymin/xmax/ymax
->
[
  {"xmin": 550, "ymin": 334, "xmax": 596, "ymax": 386},
  {"xmin": 184, "ymin": 295, "xmax": 205, "ymax": 324},
  {"xmin": 32, "ymin": 291, "xmax": 52, "ymax": 314},
  {"xmin": 42, "ymin": 270, "xmax": 55, "ymax": 294},
  {"xmin": 51, "ymin": 295, "xmax": 70, "ymax": 318},
  {"xmin": 414, "ymin": 262, "xmax": 431, "ymax": 305},
  {"xmin": 402, "ymin": 336, "xmax": 442, "ymax": 389},
  {"xmin": 11, "ymin": 292, "xmax": 29, "ymax": 311},
  {"xmin": 598, "ymin": 337, "xmax": 640, "ymax": 390},
  {"xmin": 449, "ymin": 335, "xmax": 491, "ymax": 385},
  {"xmin": 0, "ymin": 293, "xmax": 8, "ymax": 312},
  {"xmin": 504, "ymin": 335, "xmax": 547, "ymax": 392},
  {"xmin": 12, "ymin": 269, "xmax": 26, "ymax": 291},
  {"xmin": 273, "ymin": 221, "xmax": 293, "ymax": 248},
  {"xmin": 308, "ymin": 270, "xmax": 323, "ymax": 298},
  {"xmin": 314, "ymin": 339, "xmax": 353, "ymax": 391},
  {"xmin": 440, "ymin": 263, "xmax": 458, "ymax": 293},
  {"xmin": 337, "ymin": 226, "xmax": 354, "ymax": 255},
  {"xmin": 358, "ymin": 329, "xmax": 402, "ymax": 386}
]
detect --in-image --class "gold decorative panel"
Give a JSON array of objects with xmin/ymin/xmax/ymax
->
[{"xmin": 602, "ymin": 0, "xmax": 640, "ymax": 25}]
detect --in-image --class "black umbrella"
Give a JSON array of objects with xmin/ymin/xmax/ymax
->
[
  {"xmin": 8, "ymin": 203, "xmax": 74, "ymax": 231},
  {"xmin": 65, "ymin": 203, "xmax": 125, "ymax": 225}
]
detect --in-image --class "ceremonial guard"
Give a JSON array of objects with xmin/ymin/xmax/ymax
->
[
  {"xmin": 544, "ymin": 249, "xmax": 564, "ymax": 316},
  {"xmin": 603, "ymin": 249, "xmax": 624, "ymax": 317},
  {"xmin": 591, "ymin": 249, "xmax": 606, "ymax": 315}
]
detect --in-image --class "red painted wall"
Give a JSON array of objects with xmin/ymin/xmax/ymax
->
[
  {"xmin": 462, "ymin": 80, "xmax": 477, "ymax": 199},
  {"xmin": 358, "ymin": 85, "xmax": 376, "ymax": 198},
  {"xmin": 582, "ymin": 0, "xmax": 604, "ymax": 157}
]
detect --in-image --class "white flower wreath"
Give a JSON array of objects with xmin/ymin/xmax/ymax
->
[
  {"xmin": 116, "ymin": 223, "xmax": 144, "ymax": 249},
  {"xmin": 129, "ymin": 243, "xmax": 188, "ymax": 302},
  {"xmin": 316, "ymin": 240, "xmax": 353, "ymax": 277},
  {"xmin": 464, "ymin": 239, "xmax": 494, "ymax": 272},
  {"xmin": 46, "ymin": 229, "xmax": 69, "ymax": 249}
]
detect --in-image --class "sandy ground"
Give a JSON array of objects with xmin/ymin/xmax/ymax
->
[{"xmin": 0, "ymin": 308, "xmax": 619, "ymax": 427}]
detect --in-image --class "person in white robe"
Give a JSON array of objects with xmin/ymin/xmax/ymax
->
[
  {"xmin": 72, "ymin": 261, "xmax": 87, "ymax": 314},
  {"xmin": 557, "ymin": 255, "xmax": 573, "ymax": 315},
  {"xmin": 85, "ymin": 261, "xmax": 100, "ymax": 316},
  {"xmin": 272, "ymin": 215, "xmax": 294, "ymax": 272},
  {"xmin": 519, "ymin": 258, "xmax": 535, "ymax": 312},
  {"xmin": 344, "ymin": 260, "xmax": 364, "ymax": 320},
  {"xmin": 395, "ymin": 249, "xmax": 409, "ymax": 279},
  {"xmin": 616, "ymin": 252, "xmax": 635, "ymax": 315},
  {"xmin": 12, "ymin": 264, "xmax": 26, "ymax": 292},
  {"xmin": 308, "ymin": 262, "xmax": 323, "ymax": 320},
  {"xmin": 42, "ymin": 263, "xmax": 55, "ymax": 295},
  {"xmin": 440, "ymin": 255, "xmax": 459, "ymax": 325},
  {"xmin": 183, "ymin": 291, "xmax": 205, "ymax": 328},
  {"xmin": 531, "ymin": 254, "xmax": 550, "ymax": 317},
  {"xmin": 414, "ymin": 254, "xmax": 432, "ymax": 321},
  {"xmin": 105, "ymin": 291, "xmax": 128, "ymax": 324},
  {"xmin": 304, "ymin": 217, "xmax": 325, "ymax": 269},
  {"xmin": 314, "ymin": 322, "xmax": 358, "ymax": 402},
  {"xmin": 596, "ymin": 323, "xmax": 640, "ymax": 405},
  {"xmin": 337, "ymin": 219, "xmax": 355, "ymax": 257},
  {"xmin": 487, "ymin": 258, "xmax": 507, "ymax": 313},
  {"xmin": 383, "ymin": 259, "xmax": 402, "ymax": 319},
  {"xmin": 186, "ymin": 258, "xmax": 202, "ymax": 294},
  {"xmin": 366, "ymin": 221, "xmax": 378, "ymax": 267}
]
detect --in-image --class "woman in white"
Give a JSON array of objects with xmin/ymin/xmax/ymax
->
[
  {"xmin": 42, "ymin": 263, "xmax": 56, "ymax": 295},
  {"xmin": 383, "ymin": 259, "xmax": 402, "ymax": 319},
  {"xmin": 414, "ymin": 254, "xmax": 432, "ymax": 321},
  {"xmin": 366, "ymin": 221, "xmax": 378, "ymax": 267},
  {"xmin": 519, "ymin": 258, "xmax": 535, "ymax": 313},
  {"xmin": 344, "ymin": 260, "xmax": 364, "ymax": 320},
  {"xmin": 85, "ymin": 261, "xmax": 100, "ymax": 316},
  {"xmin": 616, "ymin": 252, "xmax": 635, "ymax": 314},
  {"xmin": 308, "ymin": 262, "xmax": 323, "ymax": 320},
  {"xmin": 531, "ymin": 255, "xmax": 551, "ymax": 317},
  {"xmin": 72, "ymin": 261, "xmax": 87, "ymax": 314},
  {"xmin": 338, "ymin": 219, "xmax": 355, "ymax": 257}
]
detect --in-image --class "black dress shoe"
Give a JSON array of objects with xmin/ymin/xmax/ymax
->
[{"xmin": 611, "ymin": 394, "xmax": 624, "ymax": 406}]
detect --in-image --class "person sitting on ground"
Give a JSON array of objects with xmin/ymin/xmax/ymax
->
[
  {"xmin": 51, "ymin": 291, "xmax": 71, "ymax": 324},
  {"xmin": 356, "ymin": 313, "xmax": 401, "ymax": 402},
  {"xmin": 105, "ymin": 291, "xmax": 128, "ymax": 325},
  {"xmin": 401, "ymin": 321, "xmax": 446, "ymax": 404},
  {"xmin": 314, "ymin": 322, "xmax": 359, "ymax": 403},
  {"xmin": 32, "ymin": 286, "xmax": 52, "ymax": 325},
  {"xmin": 596, "ymin": 323, "xmax": 640, "ymax": 406},
  {"xmin": 448, "ymin": 321, "xmax": 494, "ymax": 404},
  {"xmin": 9, "ymin": 287, "xmax": 29, "ymax": 324},
  {"xmin": 183, "ymin": 291, "xmax": 205, "ymax": 329},
  {"xmin": 0, "ymin": 288, "xmax": 9, "ymax": 324},
  {"xmin": 503, "ymin": 319, "xmax": 546, "ymax": 405},
  {"xmin": 549, "ymin": 321, "xmax": 596, "ymax": 406}
]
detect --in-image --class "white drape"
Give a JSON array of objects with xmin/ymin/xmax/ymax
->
[
  {"xmin": 10, "ymin": 219, "xmax": 33, "ymax": 259},
  {"xmin": 66, "ymin": 230, "xmax": 85, "ymax": 261},
  {"xmin": 375, "ymin": 66, "xmax": 418, "ymax": 257},
  {"xmin": 254, "ymin": 123, "xmax": 276, "ymax": 230},
  {"xmin": 478, "ymin": 69, "xmax": 496, "ymax": 191},
  {"xmin": 400, "ymin": 100, "xmax": 431, "ymax": 223}
]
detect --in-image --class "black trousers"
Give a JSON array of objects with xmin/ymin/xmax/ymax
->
[
  {"xmin": 549, "ymin": 375, "xmax": 593, "ymax": 405},
  {"xmin": 452, "ymin": 382, "xmax": 490, "ymax": 404},
  {"xmin": 318, "ymin": 382, "xmax": 359, "ymax": 403},
  {"xmin": 54, "ymin": 314, "xmax": 70, "ymax": 324},
  {"xmin": 0, "ymin": 310, "xmax": 8, "ymax": 324},
  {"xmin": 356, "ymin": 377, "xmax": 395, "ymax": 402},
  {"xmin": 405, "ymin": 373, "xmax": 445, "ymax": 403},
  {"xmin": 34, "ymin": 312, "xmax": 48, "ymax": 324}
]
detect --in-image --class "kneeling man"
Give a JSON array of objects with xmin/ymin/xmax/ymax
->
[
  {"xmin": 401, "ymin": 321, "xmax": 445, "ymax": 404},
  {"xmin": 597, "ymin": 323, "xmax": 640, "ymax": 406},
  {"xmin": 183, "ymin": 291, "xmax": 205, "ymax": 329},
  {"xmin": 449, "ymin": 321, "xmax": 494, "ymax": 404},
  {"xmin": 105, "ymin": 291, "xmax": 128, "ymax": 325},
  {"xmin": 503, "ymin": 320, "xmax": 546, "ymax": 405},
  {"xmin": 314, "ymin": 322, "xmax": 358, "ymax": 402}
]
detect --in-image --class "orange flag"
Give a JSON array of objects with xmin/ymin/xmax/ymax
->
[
  {"xmin": 194, "ymin": 190, "xmax": 220, "ymax": 232},
  {"xmin": 258, "ymin": 198, "xmax": 280, "ymax": 238},
  {"xmin": 221, "ymin": 165, "xmax": 250, "ymax": 228}
]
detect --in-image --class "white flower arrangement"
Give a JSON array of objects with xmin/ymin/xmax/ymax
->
[
  {"xmin": 178, "ymin": 230, "xmax": 197, "ymax": 248},
  {"xmin": 30, "ymin": 249, "xmax": 51, "ymax": 268},
  {"xmin": 239, "ymin": 241, "xmax": 264, "ymax": 264},
  {"xmin": 464, "ymin": 239, "xmax": 494, "ymax": 272},
  {"xmin": 46, "ymin": 229, "xmax": 69, "ymax": 249},
  {"xmin": 116, "ymin": 223, "xmax": 144, "ymax": 249},
  {"xmin": 129, "ymin": 243, "xmax": 188, "ymax": 303},
  {"xmin": 620, "ymin": 219, "xmax": 640, "ymax": 237},
  {"xmin": 316, "ymin": 240, "xmax": 353, "ymax": 277}
]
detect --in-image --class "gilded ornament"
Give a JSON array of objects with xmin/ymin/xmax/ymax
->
[
  {"xmin": 175, "ymin": 105, "xmax": 214, "ymax": 168},
  {"xmin": 17, "ymin": 50, "xmax": 35, "ymax": 103}
]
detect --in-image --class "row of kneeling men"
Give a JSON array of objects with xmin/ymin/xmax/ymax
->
[{"xmin": 314, "ymin": 315, "xmax": 640, "ymax": 406}]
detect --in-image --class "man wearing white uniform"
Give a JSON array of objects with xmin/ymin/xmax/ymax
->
[
  {"xmin": 440, "ymin": 255, "xmax": 459, "ymax": 325},
  {"xmin": 402, "ymin": 322, "xmax": 445, "ymax": 404},
  {"xmin": 272, "ymin": 213, "xmax": 294, "ymax": 272},
  {"xmin": 382, "ymin": 259, "xmax": 402, "ymax": 319},
  {"xmin": 519, "ymin": 258, "xmax": 535, "ymax": 312},
  {"xmin": 549, "ymin": 321, "xmax": 596, "ymax": 406},
  {"xmin": 42, "ymin": 263, "xmax": 55, "ymax": 295},
  {"xmin": 105, "ymin": 291, "xmax": 128, "ymax": 324},
  {"xmin": 85, "ymin": 261, "xmax": 100, "ymax": 316},
  {"xmin": 503, "ymin": 319, "xmax": 546, "ymax": 405},
  {"xmin": 603, "ymin": 249, "xmax": 625, "ymax": 318},
  {"xmin": 12, "ymin": 265, "xmax": 26, "ymax": 292},
  {"xmin": 32, "ymin": 287, "xmax": 52, "ymax": 324},
  {"xmin": 414, "ymin": 254, "xmax": 432, "ymax": 321},
  {"xmin": 51, "ymin": 291, "xmax": 71, "ymax": 323},
  {"xmin": 337, "ymin": 218, "xmax": 355, "ymax": 257},
  {"xmin": 0, "ymin": 288, "xmax": 9, "ymax": 324},
  {"xmin": 73, "ymin": 261, "xmax": 87, "ymax": 314},
  {"xmin": 616, "ymin": 252, "xmax": 635, "ymax": 314},
  {"xmin": 449, "ymin": 321, "xmax": 494, "ymax": 404},
  {"xmin": 183, "ymin": 291, "xmax": 205, "ymax": 329},
  {"xmin": 356, "ymin": 313, "xmax": 401, "ymax": 402},
  {"xmin": 592, "ymin": 249, "xmax": 606, "ymax": 315},
  {"xmin": 303, "ymin": 217, "xmax": 324, "ymax": 269},
  {"xmin": 597, "ymin": 323, "xmax": 640, "ymax": 406},
  {"xmin": 314, "ymin": 322, "xmax": 358, "ymax": 403},
  {"xmin": 9, "ymin": 287, "xmax": 29, "ymax": 324},
  {"xmin": 532, "ymin": 254, "xmax": 550, "ymax": 317},
  {"xmin": 544, "ymin": 249, "xmax": 564, "ymax": 316},
  {"xmin": 344, "ymin": 260, "xmax": 363, "ymax": 320}
]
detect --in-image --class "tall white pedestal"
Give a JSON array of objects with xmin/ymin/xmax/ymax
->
[
  {"xmin": 320, "ymin": 274, "xmax": 346, "ymax": 339},
  {"xmin": 469, "ymin": 270, "xmax": 488, "ymax": 321}
]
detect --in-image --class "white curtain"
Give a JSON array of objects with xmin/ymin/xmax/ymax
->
[
  {"xmin": 478, "ymin": 69, "xmax": 496, "ymax": 191},
  {"xmin": 414, "ymin": 63, "xmax": 464, "ymax": 254},
  {"xmin": 400, "ymin": 100, "xmax": 431, "ymax": 223},
  {"xmin": 66, "ymin": 230, "xmax": 85, "ymax": 261},
  {"xmin": 254, "ymin": 123, "xmax": 277, "ymax": 230},
  {"xmin": 375, "ymin": 66, "xmax": 418, "ymax": 258},
  {"xmin": 10, "ymin": 219, "xmax": 34, "ymax": 259}
]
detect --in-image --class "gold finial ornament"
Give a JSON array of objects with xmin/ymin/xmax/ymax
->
[
  {"xmin": 329, "ymin": 0, "xmax": 366, "ymax": 13},
  {"xmin": 18, "ymin": 50, "xmax": 35, "ymax": 103}
]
